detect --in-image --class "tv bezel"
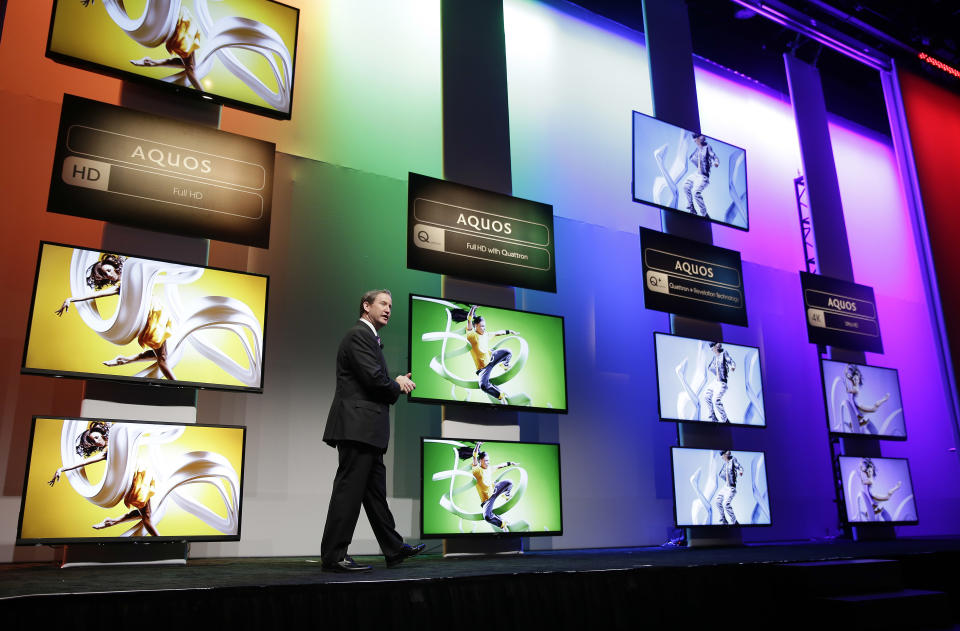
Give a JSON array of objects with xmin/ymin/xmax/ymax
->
[
  {"xmin": 419, "ymin": 436, "xmax": 564, "ymax": 539},
  {"xmin": 20, "ymin": 241, "xmax": 270, "ymax": 394},
  {"xmin": 653, "ymin": 331, "xmax": 766, "ymax": 428},
  {"xmin": 836, "ymin": 455, "xmax": 919, "ymax": 527},
  {"xmin": 16, "ymin": 415, "xmax": 247, "ymax": 545},
  {"xmin": 45, "ymin": 0, "xmax": 300, "ymax": 121},
  {"xmin": 631, "ymin": 110, "xmax": 750, "ymax": 232},
  {"xmin": 819, "ymin": 358, "xmax": 907, "ymax": 441},
  {"xmin": 407, "ymin": 293, "xmax": 569, "ymax": 414},
  {"xmin": 669, "ymin": 446, "xmax": 772, "ymax": 529}
]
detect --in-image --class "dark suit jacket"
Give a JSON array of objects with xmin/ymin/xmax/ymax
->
[{"xmin": 322, "ymin": 321, "xmax": 402, "ymax": 451}]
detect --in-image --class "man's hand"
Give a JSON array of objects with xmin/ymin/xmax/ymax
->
[{"xmin": 395, "ymin": 373, "xmax": 416, "ymax": 394}]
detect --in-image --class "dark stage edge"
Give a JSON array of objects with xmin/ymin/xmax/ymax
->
[{"xmin": 3, "ymin": 539, "xmax": 960, "ymax": 629}]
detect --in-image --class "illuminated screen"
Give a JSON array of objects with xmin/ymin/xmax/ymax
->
[
  {"xmin": 421, "ymin": 438, "xmax": 562, "ymax": 538},
  {"xmin": 671, "ymin": 447, "xmax": 771, "ymax": 527},
  {"xmin": 17, "ymin": 416, "xmax": 245, "ymax": 544},
  {"xmin": 46, "ymin": 0, "xmax": 299, "ymax": 119},
  {"xmin": 838, "ymin": 456, "xmax": 917, "ymax": 526},
  {"xmin": 655, "ymin": 333, "xmax": 765, "ymax": 426},
  {"xmin": 821, "ymin": 359, "xmax": 906, "ymax": 439},
  {"xmin": 632, "ymin": 111, "xmax": 748, "ymax": 230},
  {"xmin": 22, "ymin": 242, "xmax": 268, "ymax": 392},
  {"xmin": 408, "ymin": 294, "xmax": 568, "ymax": 413}
]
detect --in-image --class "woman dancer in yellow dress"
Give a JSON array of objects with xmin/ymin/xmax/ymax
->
[
  {"xmin": 47, "ymin": 421, "xmax": 160, "ymax": 536},
  {"xmin": 55, "ymin": 254, "xmax": 177, "ymax": 380}
]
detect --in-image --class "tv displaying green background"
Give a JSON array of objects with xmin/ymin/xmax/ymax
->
[
  {"xmin": 408, "ymin": 294, "xmax": 568, "ymax": 412},
  {"xmin": 421, "ymin": 438, "xmax": 563, "ymax": 538}
]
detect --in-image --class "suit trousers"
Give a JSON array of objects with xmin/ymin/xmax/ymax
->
[{"xmin": 320, "ymin": 440, "xmax": 404, "ymax": 564}]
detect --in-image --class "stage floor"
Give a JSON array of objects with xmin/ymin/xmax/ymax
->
[{"xmin": 3, "ymin": 537, "xmax": 960, "ymax": 599}]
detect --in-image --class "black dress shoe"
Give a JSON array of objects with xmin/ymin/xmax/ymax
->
[
  {"xmin": 322, "ymin": 557, "xmax": 372, "ymax": 573},
  {"xmin": 385, "ymin": 543, "xmax": 426, "ymax": 568}
]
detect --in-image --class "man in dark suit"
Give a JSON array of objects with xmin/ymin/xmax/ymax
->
[{"xmin": 320, "ymin": 289, "xmax": 425, "ymax": 572}]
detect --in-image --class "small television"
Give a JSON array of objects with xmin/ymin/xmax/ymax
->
[
  {"xmin": 408, "ymin": 294, "xmax": 568, "ymax": 413},
  {"xmin": 46, "ymin": 0, "xmax": 299, "ymax": 120},
  {"xmin": 632, "ymin": 111, "xmax": 748, "ymax": 231},
  {"xmin": 655, "ymin": 332, "xmax": 765, "ymax": 426},
  {"xmin": 821, "ymin": 359, "xmax": 905, "ymax": 439},
  {"xmin": 837, "ymin": 456, "xmax": 917, "ymax": 525},
  {"xmin": 670, "ymin": 447, "xmax": 771, "ymax": 527},
  {"xmin": 421, "ymin": 437, "xmax": 562, "ymax": 538},
  {"xmin": 17, "ymin": 416, "xmax": 245, "ymax": 544},
  {"xmin": 22, "ymin": 242, "xmax": 269, "ymax": 393}
]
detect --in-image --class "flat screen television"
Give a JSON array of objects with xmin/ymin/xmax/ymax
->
[
  {"xmin": 17, "ymin": 416, "xmax": 246, "ymax": 544},
  {"xmin": 671, "ymin": 447, "xmax": 771, "ymax": 527},
  {"xmin": 408, "ymin": 294, "xmax": 568, "ymax": 412},
  {"xmin": 46, "ymin": 0, "xmax": 299, "ymax": 120},
  {"xmin": 837, "ymin": 455, "xmax": 917, "ymax": 526},
  {"xmin": 632, "ymin": 111, "xmax": 748, "ymax": 231},
  {"xmin": 22, "ymin": 242, "xmax": 268, "ymax": 393},
  {"xmin": 421, "ymin": 437, "xmax": 562, "ymax": 538},
  {"xmin": 821, "ymin": 359, "xmax": 906, "ymax": 439},
  {"xmin": 655, "ymin": 332, "xmax": 765, "ymax": 426}
]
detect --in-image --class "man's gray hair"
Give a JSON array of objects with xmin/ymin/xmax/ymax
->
[{"xmin": 359, "ymin": 289, "xmax": 392, "ymax": 316}]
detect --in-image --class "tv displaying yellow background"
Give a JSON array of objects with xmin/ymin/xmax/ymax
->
[
  {"xmin": 46, "ymin": 0, "xmax": 299, "ymax": 119},
  {"xmin": 18, "ymin": 416, "xmax": 246, "ymax": 543},
  {"xmin": 22, "ymin": 242, "xmax": 268, "ymax": 392}
]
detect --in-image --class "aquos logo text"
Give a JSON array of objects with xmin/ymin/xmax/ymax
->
[
  {"xmin": 827, "ymin": 297, "xmax": 857, "ymax": 312},
  {"xmin": 675, "ymin": 260, "xmax": 714, "ymax": 279},
  {"xmin": 131, "ymin": 145, "xmax": 212, "ymax": 174},
  {"xmin": 457, "ymin": 213, "xmax": 512, "ymax": 235}
]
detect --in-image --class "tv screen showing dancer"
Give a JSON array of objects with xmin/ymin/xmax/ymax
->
[
  {"xmin": 22, "ymin": 242, "xmax": 268, "ymax": 392},
  {"xmin": 408, "ymin": 294, "xmax": 568, "ymax": 413},
  {"xmin": 655, "ymin": 332, "xmax": 765, "ymax": 426},
  {"xmin": 838, "ymin": 456, "xmax": 917, "ymax": 526},
  {"xmin": 632, "ymin": 111, "xmax": 748, "ymax": 231},
  {"xmin": 671, "ymin": 447, "xmax": 771, "ymax": 527},
  {"xmin": 821, "ymin": 359, "xmax": 906, "ymax": 439},
  {"xmin": 421, "ymin": 438, "xmax": 562, "ymax": 538},
  {"xmin": 46, "ymin": 0, "xmax": 299, "ymax": 119},
  {"xmin": 17, "ymin": 416, "xmax": 245, "ymax": 544}
]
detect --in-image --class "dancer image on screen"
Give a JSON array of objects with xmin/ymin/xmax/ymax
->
[
  {"xmin": 683, "ymin": 133, "xmax": 719, "ymax": 217},
  {"xmin": 859, "ymin": 458, "xmax": 902, "ymax": 521},
  {"xmin": 81, "ymin": 0, "xmax": 203, "ymax": 90},
  {"xmin": 55, "ymin": 254, "xmax": 176, "ymax": 380},
  {"xmin": 47, "ymin": 421, "xmax": 160, "ymax": 536},
  {"xmin": 703, "ymin": 342, "xmax": 735, "ymax": 423},
  {"xmin": 844, "ymin": 365, "xmax": 891, "ymax": 433},
  {"xmin": 320, "ymin": 290, "xmax": 425, "ymax": 572},
  {"xmin": 471, "ymin": 442, "xmax": 517, "ymax": 532},
  {"xmin": 716, "ymin": 450, "xmax": 743, "ymax": 525},
  {"xmin": 465, "ymin": 305, "xmax": 517, "ymax": 404}
]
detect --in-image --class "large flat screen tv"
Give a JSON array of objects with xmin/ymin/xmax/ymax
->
[
  {"xmin": 17, "ymin": 416, "xmax": 245, "ymax": 544},
  {"xmin": 22, "ymin": 242, "xmax": 268, "ymax": 392},
  {"xmin": 46, "ymin": 0, "xmax": 299, "ymax": 120},
  {"xmin": 655, "ymin": 332, "xmax": 765, "ymax": 426},
  {"xmin": 671, "ymin": 447, "xmax": 771, "ymax": 527},
  {"xmin": 421, "ymin": 437, "xmax": 562, "ymax": 538},
  {"xmin": 821, "ymin": 359, "xmax": 906, "ymax": 439},
  {"xmin": 837, "ymin": 456, "xmax": 917, "ymax": 526},
  {"xmin": 632, "ymin": 111, "xmax": 748, "ymax": 231},
  {"xmin": 408, "ymin": 294, "xmax": 568, "ymax": 413}
]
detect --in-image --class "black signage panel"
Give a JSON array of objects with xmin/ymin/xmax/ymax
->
[
  {"xmin": 407, "ymin": 173, "xmax": 556, "ymax": 292},
  {"xmin": 799, "ymin": 272, "xmax": 883, "ymax": 353},
  {"xmin": 640, "ymin": 227, "xmax": 747, "ymax": 326},
  {"xmin": 49, "ymin": 95, "xmax": 275, "ymax": 248}
]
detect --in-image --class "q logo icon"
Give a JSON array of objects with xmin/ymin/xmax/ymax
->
[{"xmin": 647, "ymin": 270, "xmax": 669, "ymax": 295}]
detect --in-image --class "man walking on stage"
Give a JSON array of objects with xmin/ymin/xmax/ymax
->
[{"xmin": 320, "ymin": 289, "xmax": 425, "ymax": 572}]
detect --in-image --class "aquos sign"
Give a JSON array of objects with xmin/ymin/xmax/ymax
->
[{"xmin": 48, "ymin": 94, "xmax": 276, "ymax": 248}]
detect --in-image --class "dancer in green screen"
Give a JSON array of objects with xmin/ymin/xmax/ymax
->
[{"xmin": 471, "ymin": 442, "xmax": 517, "ymax": 531}]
